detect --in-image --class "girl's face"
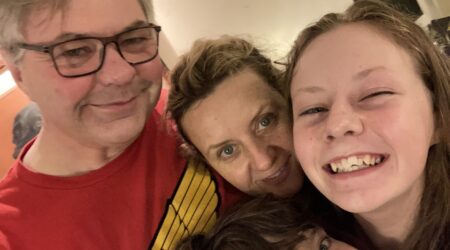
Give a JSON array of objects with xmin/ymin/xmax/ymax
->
[
  {"xmin": 181, "ymin": 69, "xmax": 303, "ymax": 197},
  {"xmin": 290, "ymin": 23, "xmax": 436, "ymax": 213}
]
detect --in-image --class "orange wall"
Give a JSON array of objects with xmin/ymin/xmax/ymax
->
[{"xmin": 0, "ymin": 87, "xmax": 30, "ymax": 179}]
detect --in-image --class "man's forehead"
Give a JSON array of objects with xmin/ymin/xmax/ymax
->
[{"xmin": 22, "ymin": 0, "xmax": 148, "ymax": 43}]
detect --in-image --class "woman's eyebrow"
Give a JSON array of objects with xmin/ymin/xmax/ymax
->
[
  {"xmin": 249, "ymin": 103, "xmax": 270, "ymax": 126},
  {"xmin": 207, "ymin": 140, "xmax": 233, "ymax": 157}
]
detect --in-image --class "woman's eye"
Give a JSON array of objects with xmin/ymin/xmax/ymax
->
[
  {"xmin": 300, "ymin": 107, "xmax": 327, "ymax": 116},
  {"xmin": 319, "ymin": 236, "xmax": 331, "ymax": 250},
  {"xmin": 361, "ymin": 91, "xmax": 394, "ymax": 101},
  {"xmin": 259, "ymin": 116, "xmax": 271, "ymax": 128},
  {"xmin": 218, "ymin": 145, "xmax": 236, "ymax": 159},
  {"xmin": 257, "ymin": 114, "xmax": 277, "ymax": 130}
]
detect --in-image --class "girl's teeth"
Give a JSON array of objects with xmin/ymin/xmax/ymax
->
[
  {"xmin": 357, "ymin": 158, "xmax": 363, "ymax": 166},
  {"xmin": 348, "ymin": 156, "xmax": 357, "ymax": 166},
  {"xmin": 329, "ymin": 154, "xmax": 383, "ymax": 173},
  {"xmin": 363, "ymin": 155, "xmax": 371, "ymax": 165},
  {"xmin": 330, "ymin": 163, "xmax": 338, "ymax": 173}
]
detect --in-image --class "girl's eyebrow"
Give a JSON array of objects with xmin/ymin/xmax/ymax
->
[
  {"xmin": 353, "ymin": 66, "xmax": 387, "ymax": 81},
  {"xmin": 295, "ymin": 86, "xmax": 325, "ymax": 94},
  {"xmin": 292, "ymin": 66, "xmax": 390, "ymax": 98},
  {"xmin": 291, "ymin": 85, "xmax": 326, "ymax": 100}
]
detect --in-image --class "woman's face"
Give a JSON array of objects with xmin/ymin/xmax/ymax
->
[
  {"xmin": 290, "ymin": 24, "xmax": 436, "ymax": 213},
  {"xmin": 181, "ymin": 68, "xmax": 303, "ymax": 197}
]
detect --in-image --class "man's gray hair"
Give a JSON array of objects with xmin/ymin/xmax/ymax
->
[{"xmin": 0, "ymin": 0, "xmax": 154, "ymax": 63}]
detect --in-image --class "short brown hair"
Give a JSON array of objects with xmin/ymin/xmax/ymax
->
[
  {"xmin": 175, "ymin": 195, "xmax": 317, "ymax": 250},
  {"xmin": 285, "ymin": 1, "xmax": 450, "ymax": 249},
  {"xmin": 167, "ymin": 36, "xmax": 283, "ymax": 162}
]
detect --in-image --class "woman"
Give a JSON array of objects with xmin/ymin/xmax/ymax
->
[
  {"xmin": 167, "ymin": 36, "xmax": 304, "ymax": 198},
  {"xmin": 286, "ymin": 1, "xmax": 450, "ymax": 249},
  {"xmin": 167, "ymin": 36, "xmax": 372, "ymax": 249}
]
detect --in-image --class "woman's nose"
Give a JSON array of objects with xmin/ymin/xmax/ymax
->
[{"xmin": 247, "ymin": 140, "xmax": 276, "ymax": 171}]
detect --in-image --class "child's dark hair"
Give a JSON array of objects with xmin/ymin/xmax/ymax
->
[{"xmin": 175, "ymin": 194, "xmax": 318, "ymax": 250}]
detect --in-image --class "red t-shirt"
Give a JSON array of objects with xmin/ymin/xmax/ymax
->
[{"xmin": 0, "ymin": 111, "xmax": 243, "ymax": 250}]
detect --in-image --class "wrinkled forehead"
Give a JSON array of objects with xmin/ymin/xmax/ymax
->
[
  {"xmin": 21, "ymin": 0, "xmax": 149, "ymax": 43},
  {"xmin": 19, "ymin": 2, "xmax": 65, "ymax": 36}
]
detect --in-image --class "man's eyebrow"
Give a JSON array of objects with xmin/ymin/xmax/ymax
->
[
  {"xmin": 49, "ymin": 20, "xmax": 150, "ymax": 44},
  {"xmin": 122, "ymin": 20, "xmax": 151, "ymax": 31}
]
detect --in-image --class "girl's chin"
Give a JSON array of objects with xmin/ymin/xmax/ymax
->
[{"xmin": 330, "ymin": 196, "xmax": 387, "ymax": 214}]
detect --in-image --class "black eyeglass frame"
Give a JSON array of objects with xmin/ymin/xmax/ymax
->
[{"xmin": 17, "ymin": 24, "xmax": 162, "ymax": 78}]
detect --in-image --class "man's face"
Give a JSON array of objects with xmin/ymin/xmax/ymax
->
[{"xmin": 14, "ymin": 0, "xmax": 163, "ymax": 149}]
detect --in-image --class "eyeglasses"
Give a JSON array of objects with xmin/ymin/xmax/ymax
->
[{"xmin": 18, "ymin": 24, "xmax": 161, "ymax": 78}]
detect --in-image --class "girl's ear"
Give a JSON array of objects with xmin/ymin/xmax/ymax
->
[
  {"xmin": 431, "ymin": 129, "xmax": 440, "ymax": 146},
  {"xmin": 430, "ymin": 114, "xmax": 441, "ymax": 146}
]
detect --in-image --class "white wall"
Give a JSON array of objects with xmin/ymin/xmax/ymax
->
[
  {"xmin": 0, "ymin": 71, "xmax": 16, "ymax": 98},
  {"xmin": 0, "ymin": 55, "xmax": 16, "ymax": 97},
  {"xmin": 153, "ymin": 0, "xmax": 353, "ymax": 69},
  {"xmin": 416, "ymin": 0, "xmax": 450, "ymax": 27}
]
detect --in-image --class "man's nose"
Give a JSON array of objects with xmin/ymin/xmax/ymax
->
[{"xmin": 95, "ymin": 43, "xmax": 135, "ymax": 86}]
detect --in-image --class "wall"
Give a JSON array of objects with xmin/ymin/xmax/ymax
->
[
  {"xmin": 153, "ymin": 0, "xmax": 450, "ymax": 69},
  {"xmin": 153, "ymin": 0, "xmax": 353, "ymax": 69},
  {"xmin": 437, "ymin": 0, "xmax": 450, "ymax": 17},
  {"xmin": 417, "ymin": 0, "xmax": 450, "ymax": 26},
  {"xmin": 0, "ymin": 58, "xmax": 15, "ymax": 97}
]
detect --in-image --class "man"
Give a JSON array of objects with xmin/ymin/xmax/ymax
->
[{"xmin": 0, "ymin": 0, "xmax": 242, "ymax": 249}]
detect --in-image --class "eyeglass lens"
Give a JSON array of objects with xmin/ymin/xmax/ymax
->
[{"xmin": 52, "ymin": 27, "xmax": 159, "ymax": 77}]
